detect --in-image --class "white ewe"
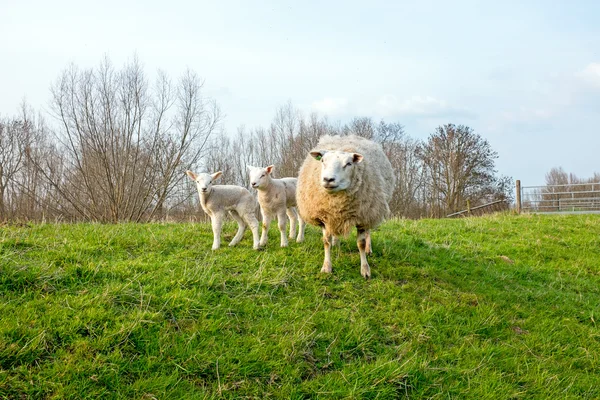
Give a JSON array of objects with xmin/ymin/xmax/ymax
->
[
  {"xmin": 296, "ymin": 135, "xmax": 395, "ymax": 278},
  {"xmin": 247, "ymin": 165, "xmax": 306, "ymax": 247},
  {"xmin": 186, "ymin": 170, "xmax": 260, "ymax": 250}
]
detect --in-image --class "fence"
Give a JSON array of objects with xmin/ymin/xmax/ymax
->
[
  {"xmin": 517, "ymin": 180, "xmax": 600, "ymax": 214},
  {"xmin": 446, "ymin": 200, "xmax": 509, "ymax": 218}
]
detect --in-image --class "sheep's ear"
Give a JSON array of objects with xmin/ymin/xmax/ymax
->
[
  {"xmin": 310, "ymin": 151, "xmax": 325, "ymax": 161},
  {"xmin": 186, "ymin": 170, "xmax": 198, "ymax": 180},
  {"xmin": 211, "ymin": 171, "xmax": 223, "ymax": 181},
  {"xmin": 352, "ymin": 153, "xmax": 364, "ymax": 163},
  {"xmin": 265, "ymin": 165, "xmax": 274, "ymax": 174},
  {"xmin": 246, "ymin": 165, "xmax": 254, "ymax": 171}
]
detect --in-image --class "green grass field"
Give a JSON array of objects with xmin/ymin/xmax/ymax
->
[{"xmin": 1, "ymin": 214, "xmax": 599, "ymax": 399}]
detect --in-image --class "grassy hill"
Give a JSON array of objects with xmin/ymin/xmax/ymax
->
[{"xmin": 1, "ymin": 214, "xmax": 599, "ymax": 399}]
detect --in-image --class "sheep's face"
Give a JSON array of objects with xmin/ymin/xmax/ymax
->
[
  {"xmin": 247, "ymin": 165, "xmax": 274, "ymax": 189},
  {"xmin": 310, "ymin": 150, "xmax": 363, "ymax": 192},
  {"xmin": 186, "ymin": 170, "xmax": 222, "ymax": 195}
]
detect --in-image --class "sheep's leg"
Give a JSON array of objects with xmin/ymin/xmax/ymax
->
[
  {"xmin": 286, "ymin": 207, "xmax": 298, "ymax": 240},
  {"xmin": 243, "ymin": 213, "xmax": 261, "ymax": 250},
  {"xmin": 210, "ymin": 213, "xmax": 224, "ymax": 250},
  {"xmin": 259, "ymin": 211, "xmax": 272, "ymax": 247},
  {"xmin": 321, "ymin": 228, "xmax": 333, "ymax": 274},
  {"xmin": 296, "ymin": 215, "xmax": 306, "ymax": 243},
  {"xmin": 277, "ymin": 211, "xmax": 289, "ymax": 247},
  {"xmin": 331, "ymin": 236, "xmax": 339, "ymax": 246},
  {"xmin": 357, "ymin": 228, "xmax": 371, "ymax": 279},
  {"xmin": 228, "ymin": 210, "xmax": 246, "ymax": 247},
  {"xmin": 365, "ymin": 231, "xmax": 372, "ymax": 255}
]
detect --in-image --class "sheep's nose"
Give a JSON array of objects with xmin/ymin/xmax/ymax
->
[
  {"xmin": 323, "ymin": 177, "xmax": 336, "ymax": 184},
  {"xmin": 201, "ymin": 188, "xmax": 207, "ymax": 192}
]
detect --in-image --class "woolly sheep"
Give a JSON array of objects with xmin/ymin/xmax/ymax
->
[
  {"xmin": 296, "ymin": 135, "xmax": 395, "ymax": 278},
  {"xmin": 247, "ymin": 165, "xmax": 306, "ymax": 247},
  {"xmin": 186, "ymin": 170, "xmax": 260, "ymax": 250}
]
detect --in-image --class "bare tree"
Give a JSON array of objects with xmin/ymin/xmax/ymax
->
[
  {"xmin": 344, "ymin": 117, "xmax": 376, "ymax": 139},
  {"xmin": 0, "ymin": 103, "xmax": 50, "ymax": 221},
  {"xmin": 34, "ymin": 56, "xmax": 221, "ymax": 222},
  {"xmin": 419, "ymin": 124, "xmax": 499, "ymax": 216},
  {"xmin": 0, "ymin": 117, "xmax": 29, "ymax": 220}
]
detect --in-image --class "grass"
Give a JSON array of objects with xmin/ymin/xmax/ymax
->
[{"xmin": 1, "ymin": 213, "xmax": 599, "ymax": 399}]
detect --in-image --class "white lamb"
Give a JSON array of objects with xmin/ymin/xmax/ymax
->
[
  {"xmin": 247, "ymin": 165, "xmax": 306, "ymax": 247},
  {"xmin": 296, "ymin": 135, "xmax": 395, "ymax": 278},
  {"xmin": 186, "ymin": 170, "xmax": 260, "ymax": 250}
]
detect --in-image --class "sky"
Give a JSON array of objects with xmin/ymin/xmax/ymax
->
[{"xmin": 2, "ymin": 0, "xmax": 599, "ymax": 186}]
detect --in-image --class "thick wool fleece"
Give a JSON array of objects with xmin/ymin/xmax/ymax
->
[{"xmin": 296, "ymin": 135, "xmax": 395, "ymax": 237}]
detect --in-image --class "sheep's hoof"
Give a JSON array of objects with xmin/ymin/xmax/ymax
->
[
  {"xmin": 361, "ymin": 265, "xmax": 371, "ymax": 279},
  {"xmin": 321, "ymin": 263, "xmax": 332, "ymax": 274},
  {"xmin": 296, "ymin": 238, "xmax": 305, "ymax": 243},
  {"xmin": 211, "ymin": 246, "xmax": 220, "ymax": 251}
]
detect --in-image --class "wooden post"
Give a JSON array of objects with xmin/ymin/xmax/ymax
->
[
  {"xmin": 467, "ymin": 199, "xmax": 471, "ymax": 216},
  {"xmin": 516, "ymin": 180, "xmax": 522, "ymax": 214}
]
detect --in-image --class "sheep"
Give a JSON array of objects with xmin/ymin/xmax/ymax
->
[
  {"xmin": 247, "ymin": 165, "xmax": 306, "ymax": 247},
  {"xmin": 296, "ymin": 135, "xmax": 395, "ymax": 278},
  {"xmin": 186, "ymin": 170, "xmax": 260, "ymax": 250}
]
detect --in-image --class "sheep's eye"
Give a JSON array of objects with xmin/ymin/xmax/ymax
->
[
  {"xmin": 260, "ymin": 174, "xmax": 265, "ymax": 178},
  {"xmin": 345, "ymin": 162, "xmax": 353, "ymax": 168}
]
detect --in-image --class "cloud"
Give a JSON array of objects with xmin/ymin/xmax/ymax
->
[
  {"xmin": 370, "ymin": 95, "xmax": 475, "ymax": 119},
  {"xmin": 578, "ymin": 62, "xmax": 600, "ymax": 88},
  {"xmin": 375, "ymin": 95, "xmax": 445, "ymax": 116},
  {"xmin": 310, "ymin": 94, "xmax": 476, "ymax": 122},
  {"xmin": 310, "ymin": 97, "xmax": 350, "ymax": 115},
  {"xmin": 499, "ymin": 107, "xmax": 554, "ymax": 123}
]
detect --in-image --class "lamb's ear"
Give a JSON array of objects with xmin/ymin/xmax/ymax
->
[
  {"xmin": 186, "ymin": 170, "xmax": 198, "ymax": 180},
  {"xmin": 211, "ymin": 171, "xmax": 223, "ymax": 181},
  {"xmin": 310, "ymin": 150, "xmax": 326, "ymax": 161},
  {"xmin": 265, "ymin": 165, "xmax": 275, "ymax": 174},
  {"xmin": 352, "ymin": 153, "xmax": 364, "ymax": 163}
]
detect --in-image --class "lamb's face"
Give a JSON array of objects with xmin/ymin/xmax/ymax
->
[
  {"xmin": 186, "ymin": 170, "xmax": 222, "ymax": 194},
  {"xmin": 247, "ymin": 165, "xmax": 274, "ymax": 189},
  {"xmin": 310, "ymin": 150, "xmax": 363, "ymax": 192}
]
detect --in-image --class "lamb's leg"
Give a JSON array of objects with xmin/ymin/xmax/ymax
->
[
  {"xmin": 286, "ymin": 207, "xmax": 298, "ymax": 240},
  {"xmin": 357, "ymin": 228, "xmax": 370, "ymax": 279},
  {"xmin": 210, "ymin": 213, "xmax": 224, "ymax": 250},
  {"xmin": 243, "ymin": 213, "xmax": 261, "ymax": 250},
  {"xmin": 296, "ymin": 214, "xmax": 306, "ymax": 243},
  {"xmin": 365, "ymin": 231, "xmax": 372, "ymax": 255},
  {"xmin": 321, "ymin": 228, "xmax": 333, "ymax": 274},
  {"xmin": 277, "ymin": 210, "xmax": 289, "ymax": 247},
  {"xmin": 228, "ymin": 210, "xmax": 246, "ymax": 247},
  {"xmin": 259, "ymin": 211, "xmax": 272, "ymax": 247}
]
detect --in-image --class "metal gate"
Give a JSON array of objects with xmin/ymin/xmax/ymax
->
[{"xmin": 517, "ymin": 182, "xmax": 600, "ymax": 214}]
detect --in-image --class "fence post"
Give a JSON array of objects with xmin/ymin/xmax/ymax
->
[{"xmin": 516, "ymin": 180, "xmax": 522, "ymax": 214}]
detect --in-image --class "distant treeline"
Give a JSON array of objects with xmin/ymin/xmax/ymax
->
[{"xmin": 0, "ymin": 57, "xmax": 512, "ymax": 223}]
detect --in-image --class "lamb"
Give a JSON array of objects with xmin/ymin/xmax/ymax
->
[
  {"xmin": 296, "ymin": 135, "xmax": 395, "ymax": 278},
  {"xmin": 247, "ymin": 165, "xmax": 306, "ymax": 247},
  {"xmin": 186, "ymin": 170, "xmax": 260, "ymax": 250}
]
